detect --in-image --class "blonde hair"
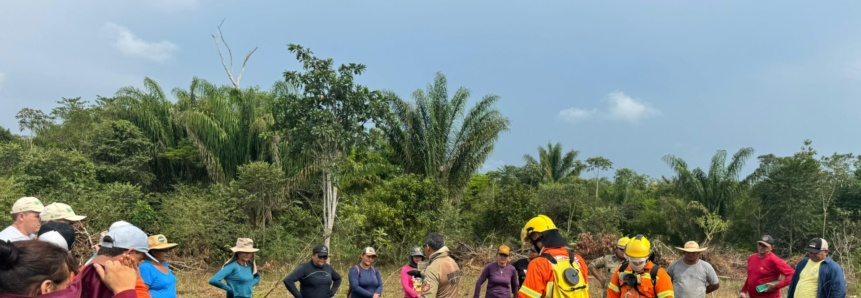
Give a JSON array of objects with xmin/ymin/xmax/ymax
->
[{"xmin": 223, "ymin": 252, "xmax": 257, "ymax": 275}]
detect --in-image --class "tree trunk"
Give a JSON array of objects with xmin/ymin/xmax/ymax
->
[
  {"xmin": 594, "ymin": 170, "xmax": 600, "ymax": 199},
  {"xmin": 321, "ymin": 168, "xmax": 338, "ymax": 264}
]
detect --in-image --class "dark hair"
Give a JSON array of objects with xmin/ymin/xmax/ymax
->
[
  {"xmin": 425, "ymin": 233, "xmax": 445, "ymax": 251},
  {"xmin": 96, "ymin": 236, "xmax": 129, "ymax": 257},
  {"xmin": 38, "ymin": 222, "xmax": 77, "ymax": 251},
  {"xmin": 0, "ymin": 240, "xmax": 77, "ymax": 296}
]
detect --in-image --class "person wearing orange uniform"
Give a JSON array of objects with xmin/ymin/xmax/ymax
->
[
  {"xmin": 517, "ymin": 215, "xmax": 590, "ymax": 298},
  {"xmin": 607, "ymin": 235, "xmax": 673, "ymax": 298}
]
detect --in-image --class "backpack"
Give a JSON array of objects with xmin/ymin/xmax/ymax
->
[
  {"xmin": 346, "ymin": 265, "xmax": 377, "ymax": 298},
  {"xmin": 618, "ymin": 260, "xmax": 660, "ymax": 297},
  {"xmin": 539, "ymin": 252, "xmax": 589, "ymax": 298}
]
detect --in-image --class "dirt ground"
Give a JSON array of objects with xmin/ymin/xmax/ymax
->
[{"xmin": 175, "ymin": 265, "xmax": 762, "ymax": 298}]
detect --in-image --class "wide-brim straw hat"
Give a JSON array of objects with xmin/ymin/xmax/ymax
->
[
  {"xmin": 230, "ymin": 238, "xmax": 259, "ymax": 253},
  {"xmin": 148, "ymin": 234, "xmax": 179, "ymax": 250},
  {"xmin": 676, "ymin": 241, "xmax": 708, "ymax": 252}
]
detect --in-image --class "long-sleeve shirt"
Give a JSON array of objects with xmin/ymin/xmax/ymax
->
[
  {"xmin": 473, "ymin": 262, "xmax": 518, "ymax": 298},
  {"xmin": 401, "ymin": 265, "xmax": 423, "ymax": 298},
  {"xmin": 348, "ymin": 265, "xmax": 383, "ymax": 298},
  {"xmin": 0, "ymin": 264, "xmax": 137, "ymax": 298},
  {"xmin": 607, "ymin": 261, "xmax": 674, "ymax": 298},
  {"xmin": 209, "ymin": 261, "xmax": 262, "ymax": 298},
  {"xmin": 283, "ymin": 261, "xmax": 342, "ymax": 298},
  {"xmin": 518, "ymin": 247, "xmax": 588, "ymax": 298},
  {"xmin": 511, "ymin": 259, "xmax": 529, "ymax": 290},
  {"xmin": 741, "ymin": 252, "xmax": 795, "ymax": 298}
]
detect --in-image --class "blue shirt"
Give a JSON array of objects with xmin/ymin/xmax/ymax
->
[
  {"xmin": 139, "ymin": 261, "xmax": 177, "ymax": 298},
  {"xmin": 209, "ymin": 261, "xmax": 261, "ymax": 298},
  {"xmin": 348, "ymin": 265, "xmax": 383, "ymax": 298}
]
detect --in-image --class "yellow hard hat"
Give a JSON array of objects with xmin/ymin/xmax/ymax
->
[
  {"xmin": 625, "ymin": 235, "xmax": 651, "ymax": 258},
  {"xmin": 617, "ymin": 236, "xmax": 630, "ymax": 248},
  {"xmin": 522, "ymin": 215, "xmax": 557, "ymax": 243}
]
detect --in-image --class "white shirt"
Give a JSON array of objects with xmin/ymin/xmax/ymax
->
[{"xmin": 0, "ymin": 225, "xmax": 33, "ymax": 242}]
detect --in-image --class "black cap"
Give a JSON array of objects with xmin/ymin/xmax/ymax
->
[
  {"xmin": 313, "ymin": 244, "xmax": 329, "ymax": 257},
  {"xmin": 757, "ymin": 235, "xmax": 775, "ymax": 247},
  {"xmin": 805, "ymin": 238, "xmax": 828, "ymax": 254}
]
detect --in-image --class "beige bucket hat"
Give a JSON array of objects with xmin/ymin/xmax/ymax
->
[
  {"xmin": 676, "ymin": 241, "xmax": 708, "ymax": 252},
  {"xmin": 148, "ymin": 234, "xmax": 179, "ymax": 250},
  {"xmin": 40, "ymin": 202, "xmax": 86, "ymax": 222},
  {"xmin": 11, "ymin": 197, "xmax": 44, "ymax": 214},
  {"xmin": 230, "ymin": 238, "xmax": 259, "ymax": 253}
]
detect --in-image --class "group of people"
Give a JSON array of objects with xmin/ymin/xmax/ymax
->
[{"xmin": 0, "ymin": 196, "xmax": 851, "ymax": 298}]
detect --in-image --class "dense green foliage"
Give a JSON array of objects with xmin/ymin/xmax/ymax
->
[{"xmin": 1, "ymin": 45, "xmax": 859, "ymax": 280}]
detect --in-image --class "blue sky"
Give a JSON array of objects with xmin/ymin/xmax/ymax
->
[{"xmin": 2, "ymin": 1, "xmax": 860, "ymax": 178}]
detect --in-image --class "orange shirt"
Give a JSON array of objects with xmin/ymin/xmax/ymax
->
[
  {"xmin": 518, "ymin": 246, "xmax": 589, "ymax": 298},
  {"xmin": 136, "ymin": 276, "xmax": 151, "ymax": 298},
  {"xmin": 607, "ymin": 261, "xmax": 673, "ymax": 298}
]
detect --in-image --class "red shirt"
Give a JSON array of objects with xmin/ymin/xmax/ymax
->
[{"xmin": 741, "ymin": 252, "xmax": 795, "ymax": 298}]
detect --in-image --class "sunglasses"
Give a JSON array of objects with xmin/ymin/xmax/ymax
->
[
  {"xmin": 498, "ymin": 254, "xmax": 510, "ymax": 258},
  {"xmin": 317, "ymin": 255, "xmax": 329, "ymax": 260}
]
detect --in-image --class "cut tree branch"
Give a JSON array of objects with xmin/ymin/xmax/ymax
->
[{"xmin": 211, "ymin": 19, "xmax": 257, "ymax": 90}]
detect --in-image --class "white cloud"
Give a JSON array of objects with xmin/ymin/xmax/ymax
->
[
  {"xmin": 558, "ymin": 108, "xmax": 597, "ymax": 123},
  {"xmin": 100, "ymin": 22, "xmax": 177, "ymax": 62},
  {"xmin": 605, "ymin": 91, "xmax": 661, "ymax": 123},
  {"xmin": 558, "ymin": 91, "xmax": 661, "ymax": 124}
]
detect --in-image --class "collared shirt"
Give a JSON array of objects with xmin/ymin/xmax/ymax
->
[{"xmin": 589, "ymin": 254, "xmax": 625, "ymax": 283}]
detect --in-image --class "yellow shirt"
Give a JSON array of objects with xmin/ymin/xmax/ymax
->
[{"xmin": 793, "ymin": 260, "xmax": 822, "ymax": 298}]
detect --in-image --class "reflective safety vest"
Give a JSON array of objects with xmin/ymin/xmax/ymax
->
[
  {"xmin": 519, "ymin": 247, "xmax": 589, "ymax": 298},
  {"xmin": 607, "ymin": 261, "xmax": 674, "ymax": 298}
]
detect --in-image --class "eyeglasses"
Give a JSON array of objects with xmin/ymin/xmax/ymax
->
[{"xmin": 498, "ymin": 254, "xmax": 510, "ymax": 258}]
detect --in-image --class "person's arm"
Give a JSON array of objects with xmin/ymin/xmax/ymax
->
[
  {"xmin": 374, "ymin": 268, "xmax": 384, "ymax": 295},
  {"xmin": 283, "ymin": 265, "xmax": 304, "ymax": 298},
  {"xmin": 253, "ymin": 272, "xmax": 262, "ymax": 286},
  {"xmin": 329, "ymin": 267, "xmax": 342, "ymax": 297},
  {"xmin": 829, "ymin": 262, "xmax": 847, "ymax": 298},
  {"xmin": 655, "ymin": 268, "xmax": 675, "ymax": 298},
  {"xmin": 419, "ymin": 268, "xmax": 440, "ymax": 298},
  {"xmin": 518, "ymin": 259, "xmax": 548, "ymax": 298},
  {"xmin": 705, "ymin": 262, "xmax": 719, "ymax": 294},
  {"xmin": 135, "ymin": 276, "xmax": 152, "ymax": 298},
  {"xmin": 401, "ymin": 267, "xmax": 421, "ymax": 298},
  {"xmin": 607, "ymin": 266, "xmax": 621, "ymax": 298},
  {"xmin": 209, "ymin": 263, "xmax": 235, "ymax": 292},
  {"xmin": 772, "ymin": 255, "xmax": 795, "ymax": 289},
  {"xmin": 739, "ymin": 256, "xmax": 750, "ymax": 297},
  {"xmin": 509, "ymin": 265, "xmax": 519, "ymax": 298},
  {"xmin": 473, "ymin": 264, "xmax": 491, "ymax": 298}
]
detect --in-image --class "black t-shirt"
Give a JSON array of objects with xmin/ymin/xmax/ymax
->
[
  {"xmin": 512, "ymin": 258, "xmax": 530, "ymax": 289},
  {"xmin": 283, "ymin": 261, "xmax": 342, "ymax": 298}
]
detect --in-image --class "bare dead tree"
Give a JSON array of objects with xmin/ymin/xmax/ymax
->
[{"xmin": 212, "ymin": 19, "xmax": 258, "ymax": 90}]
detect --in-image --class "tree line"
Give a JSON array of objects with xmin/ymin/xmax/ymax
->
[{"xmin": 0, "ymin": 45, "xmax": 859, "ymax": 279}]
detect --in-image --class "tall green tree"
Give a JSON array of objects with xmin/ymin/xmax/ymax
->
[
  {"xmin": 273, "ymin": 44, "xmax": 386, "ymax": 252},
  {"xmin": 170, "ymin": 77, "xmax": 289, "ymax": 182},
  {"xmin": 586, "ymin": 156, "xmax": 613, "ymax": 199},
  {"xmin": 523, "ymin": 142, "xmax": 584, "ymax": 183},
  {"xmin": 663, "ymin": 148, "xmax": 757, "ymax": 217},
  {"xmin": 15, "ymin": 108, "xmax": 52, "ymax": 148},
  {"xmin": 90, "ymin": 120, "xmax": 155, "ymax": 186},
  {"xmin": 382, "ymin": 72, "xmax": 510, "ymax": 195}
]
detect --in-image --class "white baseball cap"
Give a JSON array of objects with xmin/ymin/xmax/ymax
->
[
  {"xmin": 40, "ymin": 202, "xmax": 87, "ymax": 222},
  {"xmin": 11, "ymin": 197, "xmax": 44, "ymax": 214}
]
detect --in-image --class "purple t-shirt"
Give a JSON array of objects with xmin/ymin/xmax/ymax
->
[{"xmin": 473, "ymin": 262, "xmax": 518, "ymax": 298}]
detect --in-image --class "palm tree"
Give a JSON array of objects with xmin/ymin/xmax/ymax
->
[
  {"xmin": 170, "ymin": 77, "xmax": 294, "ymax": 182},
  {"xmin": 663, "ymin": 147, "xmax": 758, "ymax": 217},
  {"xmin": 523, "ymin": 142, "xmax": 584, "ymax": 183},
  {"xmin": 383, "ymin": 72, "xmax": 510, "ymax": 195}
]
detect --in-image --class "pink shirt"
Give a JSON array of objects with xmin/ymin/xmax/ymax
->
[{"xmin": 401, "ymin": 266, "xmax": 422, "ymax": 298}]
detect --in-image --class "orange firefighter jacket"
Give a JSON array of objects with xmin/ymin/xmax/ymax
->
[
  {"xmin": 518, "ymin": 246, "xmax": 589, "ymax": 298},
  {"xmin": 607, "ymin": 261, "xmax": 673, "ymax": 298}
]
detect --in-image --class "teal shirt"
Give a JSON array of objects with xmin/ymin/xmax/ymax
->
[{"xmin": 209, "ymin": 262, "xmax": 261, "ymax": 298}]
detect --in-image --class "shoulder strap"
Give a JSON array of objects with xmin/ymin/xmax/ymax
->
[
  {"xmin": 650, "ymin": 265, "xmax": 660, "ymax": 295},
  {"xmin": 540, "ymin": 253, "xmax": 557, "ymax": 265},
  {"xmin": 620, "ymin": 260, "xmax": 629, "ymax": 273},
  {"xmin": 568, "ymin": 252, "xmax": 578, "ymax": 268}
]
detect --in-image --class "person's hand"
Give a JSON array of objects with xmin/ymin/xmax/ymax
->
[
  {"xmin": 373, "ymin": 294, "xmax": 380, "ymax": 298},
  {"xmin": 407, "ymin": 270, "xmax": 422, "ymax": 278},
  {"xmin": 764, "ymin": 284, "xmax": 777, "ymax": 293},
  {"xmin": 738, "ymin": 292, "xmax": 747, "ymax": 298},
  {"xmin": 94, "ymin": 260, "xmax": 137, "ymax": 294}
]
